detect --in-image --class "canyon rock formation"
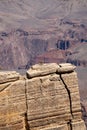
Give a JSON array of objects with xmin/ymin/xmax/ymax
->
[
  {"xmin": 0, "ymin": 63, "xmax": 86, "ymax": 130},
  {"xmin": 0, "ymin": 0, "xmax": 87, "ymax": 69}
]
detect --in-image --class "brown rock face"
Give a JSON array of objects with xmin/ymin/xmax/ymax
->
[
  {"xmin": 0, "ymin": 72, "xmax": 26, "ymax": 130},
  {"xmin": 0, "ymin": 63, "xmax": 86, "ymax": 130}
]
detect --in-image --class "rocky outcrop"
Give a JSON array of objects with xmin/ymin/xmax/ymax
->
[
  {"xmin": 0, "ymin": 63, "xmax": 86, "ymax": 130},
  {"xmin": 0, "ymin": 71, "xmax": 26, "ymax": 130}
]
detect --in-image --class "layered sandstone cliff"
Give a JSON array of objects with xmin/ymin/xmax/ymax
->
[{"xmin": 0, "ymin": 63, "xmax": 86, "ymax": 130}]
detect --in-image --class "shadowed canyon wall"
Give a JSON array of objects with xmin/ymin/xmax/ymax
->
[
  {"xmin": 0, "ymin": 0, "xmax": 87, "ymax": 69},
  {"xmin": 0, "ymin": 63, "xmax": 86, "ymax": 130}
]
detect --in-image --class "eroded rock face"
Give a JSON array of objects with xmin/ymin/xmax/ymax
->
[
  {"xmin": 0, "ymin": 63, "xmax": 86, "ymax": 130},
  {"xmin": 0, "ymin": 71, "xmax": 26, "ymax": 130}
]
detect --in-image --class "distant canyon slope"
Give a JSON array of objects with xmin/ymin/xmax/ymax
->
[{"xmin": 0, "ymin": 0, "xmax": 87, "ymax": 69}]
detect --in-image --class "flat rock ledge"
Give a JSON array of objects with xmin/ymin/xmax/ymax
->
[
  {"xmin": 0, "ymin": 63, "xmax": 86, "ymax": 130},
  {"xmin": 26, "ymin": 63, "xmax": 76, "ymax": 78},
  {"xmin": 0, "ymin": 71, "xmax": 20, "ymax": 84}
]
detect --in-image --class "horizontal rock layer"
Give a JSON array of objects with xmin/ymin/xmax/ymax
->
[
  {"xmin": 26, "ymin": 63, "xmax": 76, "ymax": 78},
  {"xmin": 0, "ymin": 63, "xmax": 86, "ymax": 130}
]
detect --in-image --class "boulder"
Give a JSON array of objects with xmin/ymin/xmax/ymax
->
[
  {"xmin": 26, "ymin": 63, "xmax": 59, "ymax": 78},
  {"xmin": 57, "ymin": 63, "xmax": 76, "ymax": 73}
]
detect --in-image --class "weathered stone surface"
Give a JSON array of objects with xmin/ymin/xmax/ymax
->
[
  {"xmin": 71, "ymin": 120, "xmax": 86, "ymax": 130},
  {"xmin": 0, "ymin": 116, "xmax": 26, "ymax": 130},
  {"xmin": 31, "ymin": 123, "xmax": 68, "ymax": 130},
  {"xmin": 61, "ymin": 72, "xmax": 81, "ymax": 118},
  {"xmin": 57, "ymin": 63, "xmax": 76, "ymax": 73},
  {"xmin": 0, "ymin": 63, "xmax": 86, "ymax": 130},
  {"xmin": 0, "ymin": 71, "xmax": 26, "ymax": 130},
  {"xmin": 26, "ymin": 74, "xmax": 71, "ymax": 128},
  {"xmin": 26, "ymin": 63, "xmax": 59, "ymax": 78},
  {"xmin": 0, "ymin": 71, "xmax": 20, "ymax": 84}
]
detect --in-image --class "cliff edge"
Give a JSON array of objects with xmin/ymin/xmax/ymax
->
[{"xmin": 0, "ymin": 63, "xmax": 86, "ymax": 130}]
